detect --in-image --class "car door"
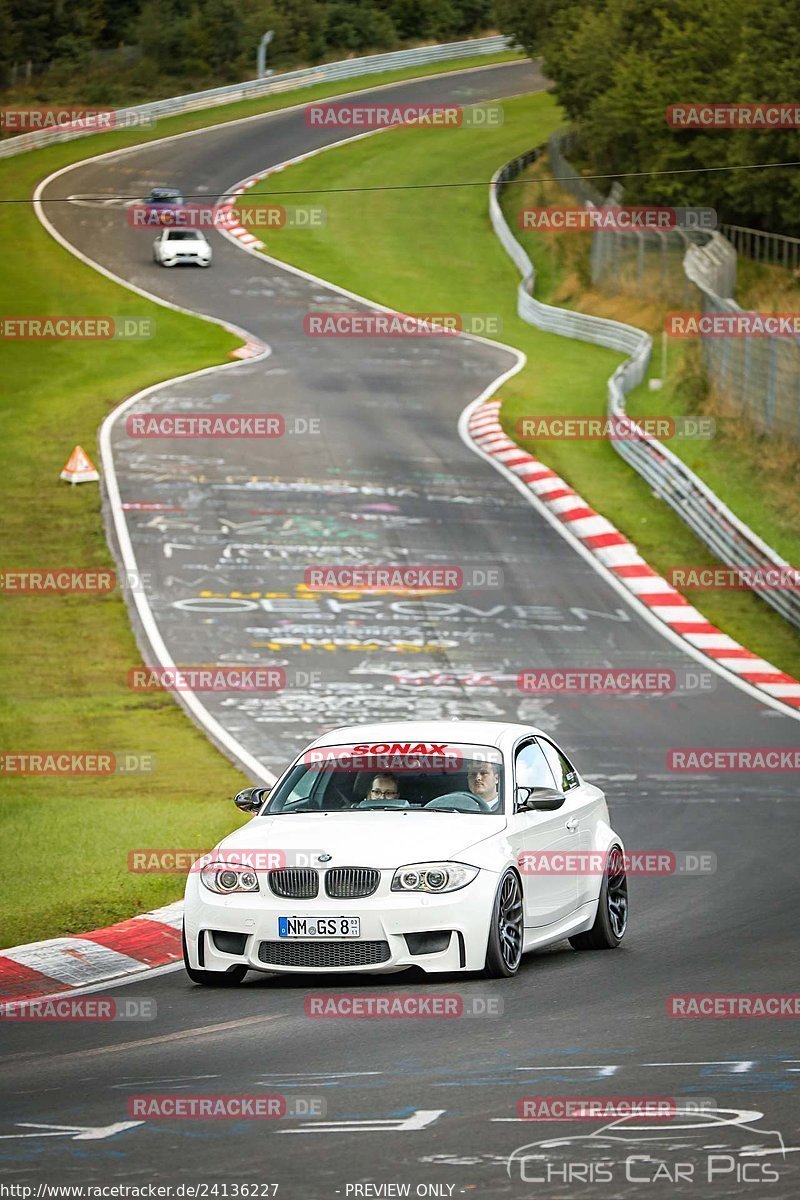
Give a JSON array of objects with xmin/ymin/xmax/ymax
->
[
  {"xmin": 538, "ymin": 735, "xmax": 606, "ymax": 910},
  {"xmin": 510, "ymin": 738, "xmax": 579, "ymax": 926}
]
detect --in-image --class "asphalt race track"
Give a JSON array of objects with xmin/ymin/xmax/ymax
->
[{"xmin": 2, "ymin": 60, "xmax": 799, "ymax": 1197}]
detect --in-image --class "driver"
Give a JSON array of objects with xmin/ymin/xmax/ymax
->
[{"xmin": 467, "ymin": 761, "xmax": 501, "ymax": 812}]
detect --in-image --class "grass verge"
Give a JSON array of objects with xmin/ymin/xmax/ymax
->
[
  {"xmin": 236, "ymin": 92, "xmax": 800, "ymax": 680},
  {"xmin": 0, "ymin": 49, "xmax": 522, "ymax": 948}
]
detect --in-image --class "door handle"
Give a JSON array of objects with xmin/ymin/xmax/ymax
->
[{"xmin": 565, "ymin": 817, "xmax": 579, "ymax": 831}]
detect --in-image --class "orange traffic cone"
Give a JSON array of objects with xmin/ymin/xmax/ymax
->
[{"xmin": 60, "ymin": 445, "xmax": 99, "ymax": 484}]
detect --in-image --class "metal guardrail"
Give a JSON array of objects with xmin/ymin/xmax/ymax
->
[
  {"xmin": 0, "ymin": 35, "xmax": 514, "ymax": 160},
  {"xmin": 489, "ymin": 147, "xmax": 800, "ymax": 631}
]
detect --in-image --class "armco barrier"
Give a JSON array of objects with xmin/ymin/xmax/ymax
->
[
  {"xmin": 0, "ymin": 36, "xmax": 514, "ymax": 160},
  {"xmin": 489, "ymin": 147, "xmax": 800, "ymax": 631}
]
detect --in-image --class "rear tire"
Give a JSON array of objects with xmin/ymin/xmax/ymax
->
[
  {"xmin": 484, "ymin": 870, "xmax": 524, "ymax": 977},
  {"xmin": 182, "ymin": 926, "xmax": 248, "ymax": 986},
  {"xmin": 569, "ymin": 846, "xmax": 628, "ymax": 950}
]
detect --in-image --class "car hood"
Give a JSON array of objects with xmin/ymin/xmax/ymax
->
[{"xmin": 217, "ymin": 812, "xmax": 506, "ymax": 868}]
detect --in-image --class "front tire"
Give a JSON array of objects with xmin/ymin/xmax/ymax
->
[
  {"xmin": 182, "ymin": 926, "xmax": 248, "ymax": 986},
  {"xmin": 569, "ymin": 845, "xmax": 628, "ymax": 950},
  {"xmin": 484, "ymin": 870, "xmax": 524, "ymax": 977}
]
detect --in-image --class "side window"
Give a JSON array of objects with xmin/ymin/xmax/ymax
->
[
  {"xmin": 538, "ymin": 737, "xmax": 580, "ymax": 791},
  {"xmin": 514, "ymin": 740, "xmax": 557, "ymax": 790}
]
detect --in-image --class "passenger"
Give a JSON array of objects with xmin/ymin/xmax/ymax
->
[{"xmin": 366, "ymin": 772, "xmax": 401, "ymax": 802}]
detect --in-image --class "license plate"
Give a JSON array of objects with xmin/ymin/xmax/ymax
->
[{"xmin": 278, "ymin": 916, "xmax": 361, "ymax": 939}]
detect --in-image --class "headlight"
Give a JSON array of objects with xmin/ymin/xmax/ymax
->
[
  {"xmin": 200, "ymin": 860, "xmax": 259, "ymax": 894},
  {"xmin": 391, "ymin": 862, "xmax": 478, "ymax": 893}
]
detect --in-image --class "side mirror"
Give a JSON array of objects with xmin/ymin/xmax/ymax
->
[
  {"xmin": 234, "ymin": 785, "xmax": 270, "ymax": 813},
  {"xmin": 515, "ymin": 786, "xmax": 566, "ymax": 812}
]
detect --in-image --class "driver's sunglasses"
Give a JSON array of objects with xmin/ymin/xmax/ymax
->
[{"xmin": 369, "ymin": 787, "xmax": 398, "ymax": 798}]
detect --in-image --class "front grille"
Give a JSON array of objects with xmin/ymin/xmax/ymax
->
[
  {"xmin": 324, "ymin": 867, "xmax": 380, "ymax": 899},
  {"xmin": 268, "ymin": 868, "xmax": 318, "ymax": 899},
  {"xmin": 258, "ymin": 940, "xmax": 391, "ymax": 969}
]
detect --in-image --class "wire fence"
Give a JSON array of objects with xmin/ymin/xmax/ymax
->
[
  {"xmin": 489, "ymin": 145, "xmax": 800, "ymax": 631},
  {"xmin": 549, "ymin": 133, "xmax": 800, "ymax": 442},
  {"xmin": 549, "ymin": 133, "xmax": 710, "ymax": 306}
]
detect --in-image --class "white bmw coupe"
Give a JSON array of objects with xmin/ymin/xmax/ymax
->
[{"xmin": 182, "ymin": 720, "xmax": 628, "ymax": 984}]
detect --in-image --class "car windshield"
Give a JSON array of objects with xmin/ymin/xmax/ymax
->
[
  {"xmin": 262, "ymin": 742, "xmax": 504, "ymax": 815},
  {"xmin": 165, "ymin": 231, "xmax": 202, "ymax": 241}
]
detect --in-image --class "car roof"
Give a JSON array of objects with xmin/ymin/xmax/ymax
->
[{"xmin": 307, "ymin": 720, "xmax": 545, "ymax": 750}]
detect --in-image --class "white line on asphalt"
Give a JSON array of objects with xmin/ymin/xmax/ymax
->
[
  {"xmin": 515, "ymin": 1065, "xmax": 620, "ymax": 1072},
  {"xmin": 0, "ymin": 1121, "xmax": 143, "ymax": 1141},
  {"xmin": 280, "ymin": 1109, "xmax": 445, "ymax": 1134}
]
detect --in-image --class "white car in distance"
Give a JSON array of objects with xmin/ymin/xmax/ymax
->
[
  {"xmin": 153, "ymin": 228, "xmax": 212, "ymax": 267},
  {"xmin": 182, "ymin": 720, "xmax": 628, "ymax": 985}
]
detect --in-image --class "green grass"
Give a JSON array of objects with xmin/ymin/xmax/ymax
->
[
  {"xmin": 0, "ymin": 49, "xmax": 523, "ymax": 948},
  {"xmin": 236, "ymin": 91, "xmax": 800, "ymax": 680}
]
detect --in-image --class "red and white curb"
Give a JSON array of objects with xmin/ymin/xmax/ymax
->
[
  {"xmin": 467, "ymin": 399, "xmax": 800, "ymax": 711},
  {"xmin": 0, "ymin": 902, "xmax": 183, "ymax": 1003}
]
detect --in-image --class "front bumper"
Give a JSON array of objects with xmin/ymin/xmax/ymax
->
[
  {"xmin": 160, "ymin": 254, "xmax": 210, "ymax": 265},
  {"xmin": 184, "ymin": 869, "xmax": 499, "ymax": 975}
]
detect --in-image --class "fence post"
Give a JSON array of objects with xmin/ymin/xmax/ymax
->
[{"xmin": 765, "ymin": 338, "xmax": 778, "ymax": 433}]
